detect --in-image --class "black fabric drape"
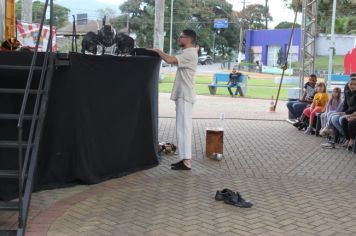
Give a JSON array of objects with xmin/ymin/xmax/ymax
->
[{"xmin": 0, "ymin": 52, "xmax": 161, "ymax": 200}]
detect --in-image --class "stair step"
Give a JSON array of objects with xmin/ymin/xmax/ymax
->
[
  {"xmin": 0, "ymin": 141, "xmax": 33, "ymax": 148},
  {"xmin": 0, "ymin": 170, "xmax": 19, "ymax": 179},
  {"xmin": 0, "ymin": 114, "xmax": 37, "ymax": 120},
  {"xmin": 0, "ymin": 230, "xmax": 17, "ymax": 236},
  {"xmin": 0, "ymin": 65, "xmax": 43, "ymax": 70},
  {"xmin": 0, "ymin": 201, "xmax": 19, "ymax": 211},
  {"xmin": 0, "ymin": 89, "xmax": 44, "ymax": 94}
]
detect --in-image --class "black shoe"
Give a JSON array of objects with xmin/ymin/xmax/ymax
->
[
  {"xmin": 171, "ymin": 160, "xmax": 184, "ymax": 167},
  {"xmin": 215, "ymin": 189, "xmax": 234, "ymax": 201},
  {"xmin": 171, "ymin": 161, "xmax": 191, "ymax": 170},
  {"xmin": 298, "ymin": 122, "xmax": 307, "ymax": 130},
  {"xmin": 293, "ymin": 121, "xmax": 301, "ymax": 127},
  {"xmin": 223, "ymin": 191, "xmax": 253, "ymax": 208}
]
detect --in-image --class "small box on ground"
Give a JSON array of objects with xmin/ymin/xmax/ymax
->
[{"xmin": 206, "ymin": 127, "xmax": 224, "ymax": 158}]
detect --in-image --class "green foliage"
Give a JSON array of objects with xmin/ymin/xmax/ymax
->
[
  {"xmin": 248, "ymin": 48, "xmax": 254, "ymax": 63},
  {"xmin": 346, "ymin": 16, "xmax": 356, "ymax": 34},
  {"xmin": 112, "ymin": 0, "xmax": 270, "ymax": 57},
  {"xmin": 159, "ymin": 75, "xmax": 291, "ymax": 100},
  {"xmin": 277, "ymin": 48, "xmax": 283, "ymax": 65},
  {"xmin": 238, "ymin": 4, "xmax": 272, "ymax": 30},
  {"xmin": 15, "ymin": 0, "xmax": 70, "ymax": 28},
  {"xmin": 315, "ymin": 55, "xmax": 345, "ymax": 72},
  {"xmin": 97, "ymin": 8, "xmax": 117, "ymax": 22},
  {"xmin": 274, "ymin": 21, "xmax": 301, "ymax": 29},
  {"xmin": 282, "ymin": 0, "xmax": 356, "ymax": 34}
]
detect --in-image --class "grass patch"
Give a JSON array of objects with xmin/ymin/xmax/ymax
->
[
  {"xmin": 159, "ymin": 83, "xmax": 289, "ymax": 100},
  {"xmin": 315, "ymin": 55, "xmax": 344, "ymax": 72},
  {"xmin": 291, "ymin": 56, "xmax": 345, "ymax": 72}
]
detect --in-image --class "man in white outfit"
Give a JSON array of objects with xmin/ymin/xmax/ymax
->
[{"xmin": 152, "ymin": 29, "xmax": 198, "ymax": 170}]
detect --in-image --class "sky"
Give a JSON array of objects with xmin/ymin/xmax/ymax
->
[{"xmin": 55, "ymin": 0, "xmax": 301, "ymax": 28}]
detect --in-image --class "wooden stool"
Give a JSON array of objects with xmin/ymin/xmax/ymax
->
[{"xmin": 206, "ymin": 128, "xmax": 224, "ymax": 158}]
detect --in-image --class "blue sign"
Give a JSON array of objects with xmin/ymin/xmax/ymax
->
[{"xmin": 214, "ymin": 18, "xmax": 229, "ymax": 29}]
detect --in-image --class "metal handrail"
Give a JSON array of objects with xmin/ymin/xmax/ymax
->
[
  {"xmin": 16, "ymin": 0, "xmax": 53, "ymax": 235},
  {"xmin": 17, "ymin": 2, "xmax": 50, "ymax": 129}
]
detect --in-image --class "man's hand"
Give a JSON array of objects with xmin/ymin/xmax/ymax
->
[
  {"xmin": 348, "ymin": 116, "xmax": 356, "ymax": 122},
  {"xmin": 148, "ymin": 48, "xmax": 178, "ymax": 65},
  {"xmin": 305, "ymin": 97, "xmax": 313, "ymax": 103}
]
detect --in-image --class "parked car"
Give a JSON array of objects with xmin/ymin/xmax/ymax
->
[{"xmin": 198, "ymin": 55, "xmax": 213, "ymax": 65}]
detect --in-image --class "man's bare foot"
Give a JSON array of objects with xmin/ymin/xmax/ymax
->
[
  {"xmin": 348, "ymin": 139, "xmax": 354, "ymax": 148},
  {"xmin": 342, "ymin": 140, "xmax": 349, "ymax": 147},
  {"xmin": 184, "ymin": 159, "xmax": 192, "ymax": 168}
]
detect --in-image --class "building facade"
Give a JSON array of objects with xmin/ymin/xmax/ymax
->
[
  {"xmin": 245, "ymin": 28, "xmax": 356, "ymax": 67},
  {"xmin": 245, "ymin": 28, "xmax": 302, "ymax": 67},
  {"xmin": 316, "ymin": 33, "xmax": 356, "ymax": 56}
]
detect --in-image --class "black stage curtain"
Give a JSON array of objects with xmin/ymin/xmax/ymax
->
[{"xmin": 0, "ymin": 52, "xmax": 161, "ymax": 200}]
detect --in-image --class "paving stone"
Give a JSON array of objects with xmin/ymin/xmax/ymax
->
[{"xmin": 1, "ymin": 109, "xmax": 356, "ymax": 236}]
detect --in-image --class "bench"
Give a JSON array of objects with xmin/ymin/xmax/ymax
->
[
  {"xmin": 208, "ymin": 72, "xmax": 247, "ymax": 95},
  {"xmin": 328, "ymin": 74, "xmax": 349, "ymax": 91}
]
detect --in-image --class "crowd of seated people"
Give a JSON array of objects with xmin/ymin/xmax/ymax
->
[{"xmin": 287, "ymin": 73, "xmax": 356, "ymax": 152}]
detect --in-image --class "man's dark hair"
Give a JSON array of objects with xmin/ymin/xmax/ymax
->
[
  {"xmin": 350, "ymin": 73, "xmax": 356, "ymax": 80},
  {"xmin": 182, "ymin": 29, "xmax": 196, "ymax": 43},
  {"xmin": 310, "ymin": 74, "xmax": 317, "ymax": 79}
]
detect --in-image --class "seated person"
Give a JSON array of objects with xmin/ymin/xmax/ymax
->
[
  {"xmin": 321, "ymin": 83, "xmax": 350, "ymax": 137},
  {"xmin": 341, "ymin": 112, "xmax": 356, "ymax": 150},
  {"xmin": 287, "ymin": 74, "xmax": 317, "ymax": 120},
  {"xmin": 297, "ymin": 82, "xmax": 329, "ymax": 134},
  {"xmin": 227, "ymin": 68, "xmax": 243, "ymax": 97},
  {"xmin": 332, "ymin": 74, "xmax": 356, "ymax": 145},
  {"xmin": 319, "ymin": 87, "xmax": 342, "ymax": 136}
]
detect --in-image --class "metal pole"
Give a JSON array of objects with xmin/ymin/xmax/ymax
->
[
  {"xmin": 169, "ymin": 0, "xmax": 174, "ymax": 81},
  {"xmin": 169, "ymin": 0, "xmax": 174, "ymax": 56},
  {"xmin": 126, "ymin": 14, "xmax": 130, "ymax": 33},
  {"xmin": 154, "ymin": 0, "xmax": 165, "ymax": 50},
  {"xmin": 265, "ymin": 0, "xmax": 268, "ymax": 29},
  {"xmin": 326, "ymin": 0, "xmax": 337, "ymax": 90},
  {"xmin": 238, "ymin": 0, "xmax": 246, "ymax": 62},
  {"xmin": 213, "ymin": 32, "xmax": 216, "ymax": 61}
]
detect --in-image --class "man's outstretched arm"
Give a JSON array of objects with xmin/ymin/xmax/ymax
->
[{"xmin": 151, "ymin": 49, "xmax": 178, "ymax": 65}]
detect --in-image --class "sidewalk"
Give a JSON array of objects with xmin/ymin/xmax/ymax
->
[
  {"xmin": 1, "ymin": 94, "xmax": 356, "ymax": 236},
  {"xmin": 159, "ymin": 93, "xmax": 288, "ymax": 120}
]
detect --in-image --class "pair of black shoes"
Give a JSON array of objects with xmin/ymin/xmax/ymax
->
[
  {"xmin": 215, "ymin": 189, "xmax": 253, "ymax": 208},
  {"xmin": 293, "ymin": 121, "xmax": 307, "ymax": 130},
  {"xmin": 171, "ymin": 160, "xmax": 191, "ymax": 170}
]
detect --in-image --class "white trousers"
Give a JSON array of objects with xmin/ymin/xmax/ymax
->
[{"xmin": 175, "ymin": 98, "xmax": 193, "ymax": 160}]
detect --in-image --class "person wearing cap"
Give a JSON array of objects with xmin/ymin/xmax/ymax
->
[{"xmin": 151, "ymin": 29, "xmax": 198, "ymax": 170}]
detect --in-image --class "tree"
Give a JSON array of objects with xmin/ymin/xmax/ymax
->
[
  {"xmin": 277, "ymin": 48, "xmax": 283, "ymax": 65},
  {"xmin": 248, "ymin": 48, "xmax": 254, "ymax": 63},
  {"xmin": 346, "ymin": 16, "xmax": 356, "ymax": 34},
  {"xmin": 97, "ymin": 8, "xmax": 117, "ymax": 22},
  {"xmin": 237, "ymin": 4, "xmax": 272, "ymax": 30},
  {"xmin": 15, "ymin": 0, "xmax": 70, "ymax": 28},
  {"xmin": 114, "ymin": 0, "xmax": 241, "ymax": 58},
  {"xmin": 282, "ymin": 0, "xmax": 356, "ymax": 33},
  {"xmin": 274, "ymin": 21, "xmax": 301, "ymax": 29}
]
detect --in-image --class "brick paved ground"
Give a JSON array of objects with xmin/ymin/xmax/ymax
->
[{"xmin": 1, "ymin": 95, "xmax": 355, "ymax": 236}]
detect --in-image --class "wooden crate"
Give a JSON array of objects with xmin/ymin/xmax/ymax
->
[{"xmin": 206, "ymin": 128, "xmax": 223, "ymax": 157}]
